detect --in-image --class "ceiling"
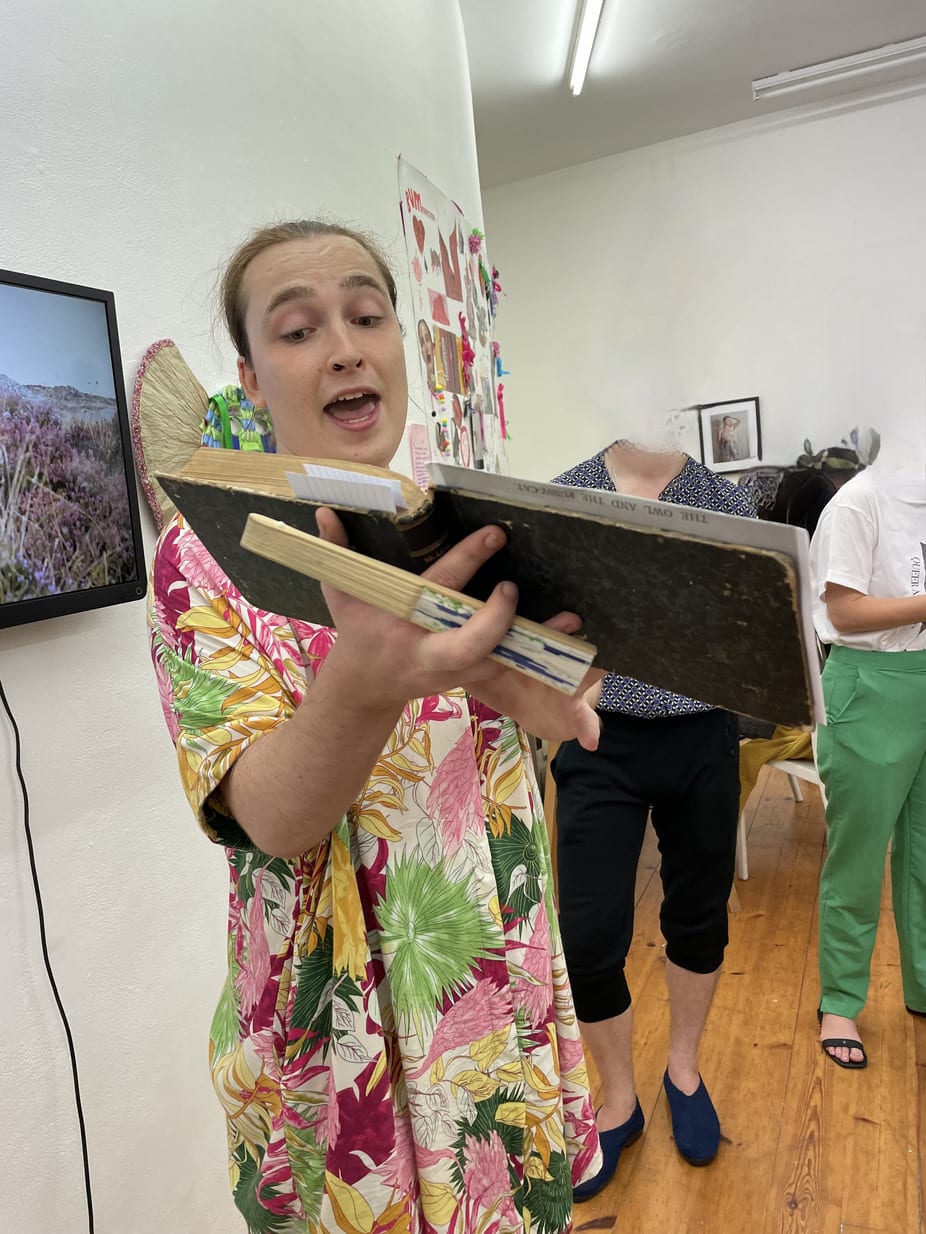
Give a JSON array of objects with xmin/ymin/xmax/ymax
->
[{"xmin": 460, "ymin": 0, "xmax": 926, "ymax": 187}]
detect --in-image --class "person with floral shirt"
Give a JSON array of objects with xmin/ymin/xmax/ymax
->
[{"xmin": 148, "ymin": 219, "xmax": 601, "ymax": 1234}]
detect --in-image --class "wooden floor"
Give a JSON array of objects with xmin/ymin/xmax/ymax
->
[{"xmin": 554, "ymin": 765, "xmax": 926, "ymax": 1234}]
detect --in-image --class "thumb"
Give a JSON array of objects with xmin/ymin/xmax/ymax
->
[
  {"xmin": 574, "ymin": 699, "xmax": 602, "ymax": 752},
  {"xmin": 315, "ymin": 507, "xmax": 350, "ymax": 548}
]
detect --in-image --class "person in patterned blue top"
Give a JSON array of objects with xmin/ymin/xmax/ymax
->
[{"xmin": 551, "ymin": 436, "xmax": 757, "ymax": 1200}]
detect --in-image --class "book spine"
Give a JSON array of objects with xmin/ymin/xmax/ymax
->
[{"xmin": 396, "ymin": 507, "xmax": 453, "ymax": 570}]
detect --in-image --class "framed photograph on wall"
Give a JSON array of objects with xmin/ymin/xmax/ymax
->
[{"xmin": 698, "ymin": 398, "xmax": 762, "ymax": 472}]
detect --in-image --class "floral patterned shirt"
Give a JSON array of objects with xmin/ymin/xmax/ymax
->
[{"xmin": 148, "ymin": 514, "xmax": 601, "ymax": 1234}]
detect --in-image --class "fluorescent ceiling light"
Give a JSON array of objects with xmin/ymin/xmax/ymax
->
[
  {"xmin": 753, "ymin": 34, "xmax": 926, "ymax": 100},
  {"xmin": 569, "ymin": 0, "xmax": 606, "ymax": 96}
]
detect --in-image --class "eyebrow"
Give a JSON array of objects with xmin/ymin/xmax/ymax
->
[{"xmin": 263, "ymin": 273, "xmax": 388, "ymax": 320}]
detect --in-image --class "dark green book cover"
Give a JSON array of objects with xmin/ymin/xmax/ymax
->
[{"xmin": 158, "ymin": 452, "xmax": 821, "ymax": 727}]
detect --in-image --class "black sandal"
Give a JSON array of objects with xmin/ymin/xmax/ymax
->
[{"xmin": 817, "ymin": 1008, "xmax": 867, "ymax": 1070}]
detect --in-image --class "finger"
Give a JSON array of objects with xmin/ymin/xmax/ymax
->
[
  {"xmin": 419, "ymin": 580, "xmax": 518, "ymax": 675},
  {"xmin": 315, "ymin": 509, "xmax": 360, "ymax": 618},
  {"xmin": 542, "ymin": 610, "xmax": 583, "ymax": 636},
  {"xmin": 315, "ymin": 507, "xmax": 349, "ymax": 548},
  {"xmin": 576, "ymin": 666, "xmax": 604, "ymax": 693},
  {"xmin": 423, "ymin": 526, "xmax": 507, "ymax": 592},
  {"xmin": 574, "ymin": 698, "xmax": 602, "ymax": 752}
]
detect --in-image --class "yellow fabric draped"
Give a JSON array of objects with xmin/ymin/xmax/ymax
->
[{"xmin": 739, "ymin": 725, "xmax": 813, "ymax": 814}]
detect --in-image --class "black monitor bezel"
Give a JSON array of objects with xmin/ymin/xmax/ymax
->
[{"xmin": 0, "ymin": 266, "xmax": 147, "ymax": 630}]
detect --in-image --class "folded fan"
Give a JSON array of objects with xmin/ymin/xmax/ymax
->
[{"xmin": 130, "ymin": 338, "xmax": 209, "ymax": 529}]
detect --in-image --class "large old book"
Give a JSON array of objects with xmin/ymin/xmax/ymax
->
[{"xmin": 157, "ymin": 449, "xmax": 824, "ymax": 726}]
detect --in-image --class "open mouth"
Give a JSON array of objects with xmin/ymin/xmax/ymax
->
[{"xmin": 324, "ymin": 389, "xmax": 381, "ymax": 431}]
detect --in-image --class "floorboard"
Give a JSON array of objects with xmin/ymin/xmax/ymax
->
[{"xmin": 545, "ymin": 765, "xmax": 924, "ymax": 1234}]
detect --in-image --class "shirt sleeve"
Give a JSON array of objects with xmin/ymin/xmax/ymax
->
[
  {"xmin": 147, "ymin": 516, "xmax": 308, "ymax": 847},
  {"xmin": 550, "ymin": 463, "xmax": 582, "ymax": 486},
  {"xmin": 729, "ymin": 485, "xmax": 758, "ymax": 519},
  {"xmin": 809, "ymin": 495, "xmax": 876, "ymax": 599},
  {"xmin": 706, "ymin": 471, "xmax": 758, "ymax": 518}
]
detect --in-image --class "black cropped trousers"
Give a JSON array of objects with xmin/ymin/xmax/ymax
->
[{"xmin": 553, "ymin": 707, "xmax": 740, "ymax": 1022}]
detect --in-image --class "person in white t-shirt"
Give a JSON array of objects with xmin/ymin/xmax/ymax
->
[{"xmin": 809, "ymin": 464, "xmax": 926, "ymax": 1069}]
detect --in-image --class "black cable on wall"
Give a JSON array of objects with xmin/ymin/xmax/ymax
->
[{"xmin": 0, "ymin": 676, "xmax": 94, "ymax": 1234}]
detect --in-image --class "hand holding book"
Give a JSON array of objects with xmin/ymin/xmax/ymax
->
[{"xmin": 312, "ymin": 506, "xmax": 604, "ymax": 751}]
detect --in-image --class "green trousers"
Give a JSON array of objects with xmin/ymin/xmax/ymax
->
[{"xmin": 817, "ymin": 644, "xmax": 926, "ymax": 1018}]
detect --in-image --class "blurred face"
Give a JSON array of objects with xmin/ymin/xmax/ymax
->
[
  {"xmin": 417, "ymin": 320, "xmax": 434, "ymax": 367},
  {"xmin": 237, "ymin": 235, "xmax": 408, "ymax": 467}
]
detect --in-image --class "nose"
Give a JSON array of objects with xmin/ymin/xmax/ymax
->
[{"xmin": 328, "ymin": 323, "xmax": 363, "ymax": 373}]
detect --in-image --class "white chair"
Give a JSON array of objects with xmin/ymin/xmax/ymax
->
[{"xmin": 736, "ymin": 757, "xmax": 821, "ymax": 880}]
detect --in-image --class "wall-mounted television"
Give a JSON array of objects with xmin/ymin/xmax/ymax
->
[{"xmin": 0, "ymin": 267, "xmax": 146, "ymax": 629}]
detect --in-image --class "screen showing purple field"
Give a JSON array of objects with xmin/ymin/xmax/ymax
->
[{"xmin": 0, "ymin": 279, "xmax": 140, "ymax": 612}]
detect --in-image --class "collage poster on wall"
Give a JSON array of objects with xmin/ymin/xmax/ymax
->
[{"xmin": 398, "ymin": 156, "xmax": 508, "ymax": 475}]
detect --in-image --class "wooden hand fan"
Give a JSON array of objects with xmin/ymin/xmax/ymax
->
[{"xmin": 130, "ymin": 338, "xmax": 209, "ymax": 529}]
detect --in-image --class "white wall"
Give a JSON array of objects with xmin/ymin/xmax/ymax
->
[
  {"xmin": 0, "ymin": 4, "xmax": 480, "ymax": 1232},
  {"xmin": 484, "ymin": 90, "xmax": 926, "ymax": 481}
]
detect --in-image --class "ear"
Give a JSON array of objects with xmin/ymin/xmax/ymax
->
[{"xmin": 237, "ymin": 355, "xmax": 263, "ymax": 409}]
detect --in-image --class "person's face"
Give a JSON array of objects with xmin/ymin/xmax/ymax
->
[
  {"xmin": 417, "ymin": 321, "xmax": 434, "ymax": 368},
  {"xmin": 237, "ymin": 235, "xmax": 408, "ymax": 468}
]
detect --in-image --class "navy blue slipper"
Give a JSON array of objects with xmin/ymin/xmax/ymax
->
[
  {"xmin": 573, "ymin": 1098, "xmax": 644, "ymax": 1202},
  {"xmin": 662, "ymin": 1070, "xmax": 720, "ymax": 1166}
]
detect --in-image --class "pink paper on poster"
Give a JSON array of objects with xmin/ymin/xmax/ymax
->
[
  {"xmin": 428, "ymin": 289, "xmax": 451, "ymax": 327},
  {"xmin": 407, "ymin": 422, "xmax": 432, "ymax": 490}
]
